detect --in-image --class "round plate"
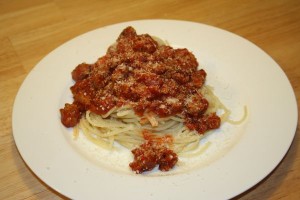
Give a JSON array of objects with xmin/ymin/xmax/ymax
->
[{"xmin": 12, "ymin": 20, "xmax": 298, "ymax": 200}]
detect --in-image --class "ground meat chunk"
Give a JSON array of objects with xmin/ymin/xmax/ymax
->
[
  {"xmin": 72, "ymin": 63, "xmax": 91, "ymax": 82},
  {"xmin": 60, "ymin": 103, "xmax": 83, "ymax": 127},
  {"xmin": 129, "ymin": 137, "xmax": 178, "ymax": 174}
]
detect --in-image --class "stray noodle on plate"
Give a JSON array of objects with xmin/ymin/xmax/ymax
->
[{"xmin": 60, "ymin": 27, "xmax": 246, "ymax": 173}]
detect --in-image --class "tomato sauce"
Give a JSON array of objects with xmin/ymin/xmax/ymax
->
[
  {"xmin": 129, "ymin": 130, "xmax": 178, "ymax": 173},
  {"xmin": 60, "ymin": 26, "xmax": 220, "ymax": 133}
]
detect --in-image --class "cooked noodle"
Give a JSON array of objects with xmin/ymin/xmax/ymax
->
[{"xmin": 75, "ymin": 85, "xmax": 246, "ymax": 155}]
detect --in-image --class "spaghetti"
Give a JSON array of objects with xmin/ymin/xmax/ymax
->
[{"xmin": 60, "ymin": 26, "xmax": 245, "ymax": 173}]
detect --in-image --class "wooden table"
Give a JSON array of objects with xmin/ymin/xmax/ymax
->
[{"xmin": 1, "ymin": 0, "xmax": 299, "ymax": 199}]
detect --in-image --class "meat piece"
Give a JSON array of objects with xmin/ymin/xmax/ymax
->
[
  {"xmin": 60, "ymin": 103, "xmax": 83, "ymax": 127},
  {"xmin": 72, "ymin": 63, "xmax": 91, "ymax": 82},
  {"xmin": 158, "ymin": 149, "xmax": 178, "ymax": 171},
  {"xmin": 129, "ymin": 144, "xmax": 157, "ymax": 173},
  {"xmin": 129, "ymin": 131, "xmax": 178, "ymax": 174},
  {"xmin": 185, "ymin": 93, "xmax": 209, "ymax": 117},
  {"xmin": 185, "ymin": 113, "xmax": 221, "ymax": 134},
  {"xmin": 191, "ymin": 69, "xmax": 206, "ymax": 88},
  {"xmin": 206, "ymin": 113, "xmax": 221, "ymax": 129}
]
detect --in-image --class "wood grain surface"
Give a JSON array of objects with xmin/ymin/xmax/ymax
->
[{"xmin": 0, "ymin": 0, "xmax": 299, "ymax": 199}]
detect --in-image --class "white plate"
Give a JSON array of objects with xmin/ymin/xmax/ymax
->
[{"xmin": 13, "ymin": 20, "xmax": 298, "ymax": 200}]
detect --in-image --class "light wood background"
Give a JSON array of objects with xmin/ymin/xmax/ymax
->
[{"xmin": 1, "ymin": 0, "xmax": 299, "ymax": 199}]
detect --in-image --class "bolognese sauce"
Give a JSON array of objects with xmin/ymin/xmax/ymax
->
[
  {"xmin": 129, "ymin": 130, "xmax": 178, "ymax": 173},
  {"xmin": 60, "ymin": 26, "xmax": 221, "ymax": 173}
]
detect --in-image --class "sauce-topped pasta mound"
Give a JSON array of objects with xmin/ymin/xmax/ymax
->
[{"xmin": 60, "ymin": 27, "xmax": 222, "ymax": 173}]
